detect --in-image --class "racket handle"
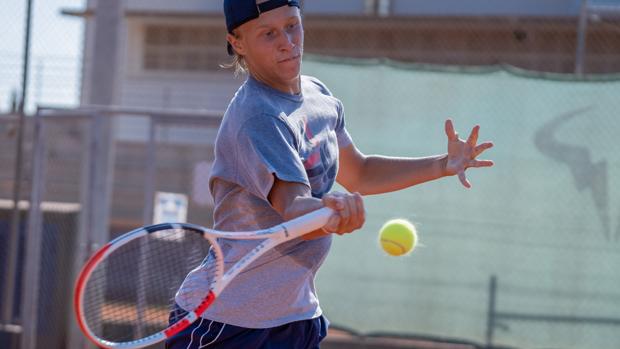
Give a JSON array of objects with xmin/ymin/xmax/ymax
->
[{"xmin": 282, "ymin": 207, "xmax": 334, "ymax": 239}]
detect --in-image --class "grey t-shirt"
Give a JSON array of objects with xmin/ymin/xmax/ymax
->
[{"xmin": 175, "ymin": 75, "xmax": 352, "ymax": 328}]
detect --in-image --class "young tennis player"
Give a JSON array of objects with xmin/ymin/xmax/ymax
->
[{"xmin": 166, "ymin": 1, "xmax": 493, "ymax": 348}]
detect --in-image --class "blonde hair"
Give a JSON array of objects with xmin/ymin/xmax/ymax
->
[
  {"xmin": 221, "ymin": 29, "xmax": 248, "ymax": 76},
  {"xmin": 221, "ymin": 53, "xmax": 247, "ymax": 77}
]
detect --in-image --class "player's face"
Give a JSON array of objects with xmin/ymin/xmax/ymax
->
[{"xmin": 229, "ymin": 6, "xmax": 304, "ymax": 93}]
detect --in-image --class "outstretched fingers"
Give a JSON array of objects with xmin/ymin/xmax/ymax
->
[
  {"xmin": 473, "ymin": 142, "xmax": 494, "ymax": 157},
  {"xmin": 458, "ymin": 171, "xmax": 471, "ymax": 189},
  {"xmin": 466, "ymin": 125, "xmax": 480, "ymax": 147},
  {"xmin": 468, "ymin": 159, "xmax": 494, "ymax": 168},
  {"xmin": 445, "ymin": 119, "xmax": 494, "ymax": 188},
  {"xmin": 445, "ymin": 119, "xmax": 459, "ymax": 141}
]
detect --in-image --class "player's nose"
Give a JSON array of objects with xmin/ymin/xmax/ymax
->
[{"xmin": 279, "ymin": 32, "xmax": 296, "ymax": 52}]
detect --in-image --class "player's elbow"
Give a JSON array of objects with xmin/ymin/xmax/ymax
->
[
  {"xmin": 336, "ymin": 167, "xmax": 371, "ymax": 196},
  {"xmin": 336, "ymin": 144, "xmax": 370, "ymax": 194},
  {"xmin": 337, "ymin": 178, "xmax": 363, "ymax": 195},
  {"xmin": 340, "ymin": 181, "xmax": 375, "ymax": 196}
]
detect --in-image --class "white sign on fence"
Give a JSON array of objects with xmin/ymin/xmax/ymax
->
[{"xmin": 153, "ymin": 192, "xmax": 188, "ymax": 224}]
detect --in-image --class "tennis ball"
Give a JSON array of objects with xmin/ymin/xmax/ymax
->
[{"xmin": 379, "ymin": 219, "xmax": 417, "ymax": 256}]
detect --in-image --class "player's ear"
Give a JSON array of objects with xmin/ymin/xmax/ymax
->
[{"xmin": 227, "ymin": 32, "xmax": 246, "ymax": 56}]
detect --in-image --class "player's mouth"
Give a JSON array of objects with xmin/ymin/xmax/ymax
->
[{"xmin": 278, "ymin": 54, "xmax": 300, "ymax": 64}]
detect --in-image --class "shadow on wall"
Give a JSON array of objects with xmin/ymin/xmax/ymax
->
[{"xmin": 533, "ymin": 106, "xmax": 617, "ymax": 241}]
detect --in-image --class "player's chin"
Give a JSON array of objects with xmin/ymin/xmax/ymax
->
[{"xmin": 278, "ymin": 67, "xmax": 302, "ymax": 82}]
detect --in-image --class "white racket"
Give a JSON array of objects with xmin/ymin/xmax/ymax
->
[{"xmin": 73, "ymin": 207, "xmax": 334, "ymax": 349}]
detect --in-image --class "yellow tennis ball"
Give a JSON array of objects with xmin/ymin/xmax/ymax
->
[{"xmin": 379, "ymin": 219, "xmax": 417, "ymax": 256}]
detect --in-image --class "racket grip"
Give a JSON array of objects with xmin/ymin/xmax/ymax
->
[{"xmin": 283, "ymin": 207, "xmax": 335, "ymax": 238}]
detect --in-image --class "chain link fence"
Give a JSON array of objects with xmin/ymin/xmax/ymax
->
[
  {"xmin": 0, "ymin": 114, "xmax": 30, "ymax": 349},
  {"xmin": 0, "ymin": 0, "xmax": 82, "ymax": 114},
  {"xmin": 1, "ymin": 107, "xmax": 221, "ymax": 349}
]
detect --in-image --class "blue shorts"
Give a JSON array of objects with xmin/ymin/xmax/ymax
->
[{"xmin": 165, "ymin": 305, "xmax": 329, "ymax": 349}]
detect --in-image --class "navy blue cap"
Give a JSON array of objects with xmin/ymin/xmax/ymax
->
[{"xmin": 225, "ymin": 0, "xmax": 300, "ymax": 55}]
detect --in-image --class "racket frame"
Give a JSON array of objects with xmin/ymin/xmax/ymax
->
[{"xmin": 74, "ymin": 207, "xmax": 333, "ymax": 349}]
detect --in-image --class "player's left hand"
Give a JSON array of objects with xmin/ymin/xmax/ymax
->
[
  {"xmin": 322, "ymin": 191, "xmax": 365, "ymax": 235},
  {"xmin": 444, "ymin": 119, "xmax": 494, "ymax": 188}
]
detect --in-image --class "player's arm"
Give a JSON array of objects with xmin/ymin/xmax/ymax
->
[
  {"xmin": 268, "ymin": 178, "xmax": 365, "ymax": 240},
  {"xmin": 337, "ymin": 144, "xmax": 447, "ymax": 195},
  {"xmin": 337, "ymin": 119, "xmax": 493, "ymax": 194}
]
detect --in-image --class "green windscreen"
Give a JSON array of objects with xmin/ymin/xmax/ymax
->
[{"xmin": 304, "ymin": 56, "xmax": 620, "ymax": 349}]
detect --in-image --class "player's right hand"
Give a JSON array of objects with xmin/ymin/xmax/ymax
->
[{"xmin": 322, "ymin": 191, "xmax": 365, "ymax": 235}]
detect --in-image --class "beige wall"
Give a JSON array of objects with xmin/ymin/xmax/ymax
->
[
  {"xmin": 125, "ymin": 0, "xmax": 223, "ymax": 13},
  {"xmin": 116, "ymin": 15, "xmax": 620, "ymax": 110},
  {"xmin": 120, "ymin": 17, "xmax": 240, "ymax": 113},
  {"xmin": 302, "ymin": 16, "xmax": 620, "ymax": 74},
  {"xmin": 78, "ymin": 11, "xmax": 619, "ymax": 114}
]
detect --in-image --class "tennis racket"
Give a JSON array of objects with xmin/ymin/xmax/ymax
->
[{"xmin": 74, "ymin": 207, "xmax": 334, "ymax": 349}]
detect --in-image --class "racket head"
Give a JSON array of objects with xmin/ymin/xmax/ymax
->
[{"xmin": 73, "ymin": 223, "xmax": 222, "ymax": 349}]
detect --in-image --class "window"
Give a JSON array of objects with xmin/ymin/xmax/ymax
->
[{"xmin": 143, "ymin": 25, "xmax": 227, "ymax": 72}]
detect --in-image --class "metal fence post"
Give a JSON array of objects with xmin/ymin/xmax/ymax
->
[
  {"xmin": 3, "ymin": 0, "xmax": 35, "ymax": 325},
  {"xmin": 67, "ymin": 115, "xmax": 97, "ymax": 349},
  {"xmin": 143, "ymin": 116, "xmax": 157, "ymax": 226},
  {"xmin": 66, "ymin": 111, "xmax": 115, "ymax": 349},
  {"xmin": 134, "ymin": 116, "xmax": 157, "ymax": 338},
  {"xmin": 90, "ymin": 112, "xmax": 115, "ymax": 251},
  {"xmin": 485, "ymin": 275, "xmax": 497, "ymax": 349},
  {"xmin": 19, "ymin": 112, "xmax": 47, "ymax": 349},
  {"xmin": 575, "ymin": 0, "xmax": 589, "ymax": 75}
]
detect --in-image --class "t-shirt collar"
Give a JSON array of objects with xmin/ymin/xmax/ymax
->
[{"xmin": 247, "ymin": 74, "xmax": 304, "ymax": 103}]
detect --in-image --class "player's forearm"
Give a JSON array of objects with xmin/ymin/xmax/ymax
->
[
  {"xmin": 355, "ymin": 154, "xmax": 448, "ymax": 195},
  {"xmin": 281, "ymin": 195, "xmax": 324, "ymax": 221},
  {"xmin": 269, "ymin": 179, "xmax": 330, "ymax": 239},
  {"xmin": 283, "ymin": 196, "xmax": 333, "ymax": 240}
]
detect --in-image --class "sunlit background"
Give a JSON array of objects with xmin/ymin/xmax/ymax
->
[{"xmin": 1, "ymin": 1, "xmax": 619, "ymax": 348}]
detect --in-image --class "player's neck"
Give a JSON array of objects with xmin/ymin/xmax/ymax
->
[{"xmin": 250, "ymin": 72, "xmax": 301, "ymax": 95}]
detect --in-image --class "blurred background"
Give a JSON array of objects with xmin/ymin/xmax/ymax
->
[{"xmin": 1, "ymin": 0, "xmax": 619, "ymax": 348}]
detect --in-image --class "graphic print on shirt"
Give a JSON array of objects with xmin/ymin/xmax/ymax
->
[{"xmin": 301, "ymin": 116, "xmax": 338, "ymax": 198}]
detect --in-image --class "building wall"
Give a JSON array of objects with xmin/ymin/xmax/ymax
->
[
  {"xmin": 302, "ymin": 16, "xmax": 620, "ymax": 73},
  {"xmin": 74, "ymin": 1, "xmax": 620, "ymax": 113},
  {"xmin": 120, "ymin": 17, "xmax": 239, "ymax": 112},
  {"xmin": 390, "ymin": 0, "xmax": 581, "ymax": 17},
  {"xmin": 303, "ymin": 0, "xmax": 370, "ymax": 15},
  {"xmin": 121, "ymin": 0, "xmax": 585, "ymax": 17},
  {"xmin": 125, "ymin": 0, "xmax": 223, "ymax": 13},
  {"xmin": 113, "ymin": 15, "xmax": 620, "ymax": 112}
]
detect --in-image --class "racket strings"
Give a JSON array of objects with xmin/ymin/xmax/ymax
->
[
  {"xmin": 81, "ymin": 228, "xmax": 213, "ymax": 342},
  {"xmin": 174, "ymin": 246, "xmax": 220, "ymax": 310}
]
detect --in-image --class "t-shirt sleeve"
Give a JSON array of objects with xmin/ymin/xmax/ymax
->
[
  {"xmin": 304, "ymin": 75, "xmax": 353, "ymax": 148},
  {"xmin": 335, "ymin": 100, "xmax": 353, "ymax": 148},
  {"xmin": 235, "ymin": 114, "xmax": 310, "ymax": 199}
]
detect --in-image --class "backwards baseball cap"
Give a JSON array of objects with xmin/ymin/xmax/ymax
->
[{"xmin": 224, "ymin": 0, "xmax": 300, "ymax": 55}]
